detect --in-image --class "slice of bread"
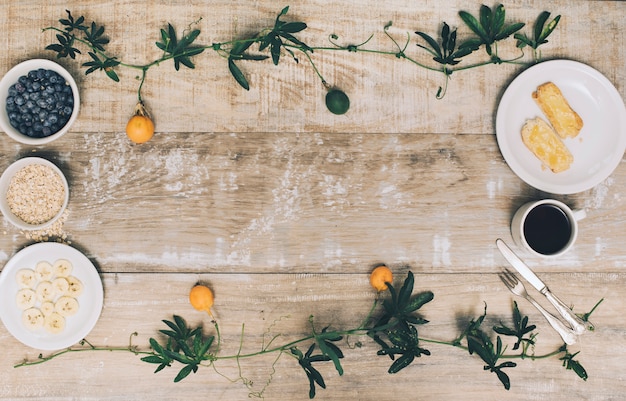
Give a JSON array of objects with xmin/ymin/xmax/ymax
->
[
  {"xmin": 521, "ymin": 117, "xmax": 573, "ymax": 173},
  {"xmin": 532, "ymin": 82, "xmax": 583, "ymax": 138}
]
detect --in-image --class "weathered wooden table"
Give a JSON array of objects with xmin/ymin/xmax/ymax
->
[{"xmin": 1, "ymin": 1, "xmax": 625, "ymax": 400}]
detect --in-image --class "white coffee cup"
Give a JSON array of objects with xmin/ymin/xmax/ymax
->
[{"xmin": 511, "ymin": 199, "xmax": 586, "ymax": 258}]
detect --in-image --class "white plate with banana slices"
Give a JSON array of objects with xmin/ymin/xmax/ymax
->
[
  {"xmin": 0, "ymin": 242, "xmax": 103, "ymax": 350},
  {"xmin": 496, "ymin": 59, "xmax": 626, "ymax": 194}
]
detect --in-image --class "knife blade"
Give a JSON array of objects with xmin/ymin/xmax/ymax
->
[{"xmin": 496, "ymin": 238, "xmax": 593, "ymax": 335}]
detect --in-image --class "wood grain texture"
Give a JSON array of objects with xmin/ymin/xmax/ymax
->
[
  {"xmin": 1, "ymin": 132, "xmax": 625, "ymax": 274},
  {"xmin": 0, "ymin": 0, "xmax": 625, "ymax": 400}
]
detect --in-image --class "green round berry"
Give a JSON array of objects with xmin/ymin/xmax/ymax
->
[{"xmin": 325, "ymin": 89, "xmax": 350, "ymax": 115}]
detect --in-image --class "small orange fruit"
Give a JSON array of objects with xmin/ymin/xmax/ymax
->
[
  {"xmin": 125, "ymin": 102, "xmax": 154, "ymax": 144},
  {"xmin": 369, "ymin": 265, "xmax": 393, "ymax": 292},
  {"xmin": 189, "ymin": 284, "xmax": 214, "ymax": 315}
]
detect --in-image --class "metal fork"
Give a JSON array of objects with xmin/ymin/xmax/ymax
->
[{"xmin": 499, "ymin": 269, "xmax": 577, "ymax": 345}]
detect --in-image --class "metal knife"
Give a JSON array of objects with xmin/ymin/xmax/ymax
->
[{"xmin": 496, "ymin": 238, "xmax": 593, "ymax": 335}]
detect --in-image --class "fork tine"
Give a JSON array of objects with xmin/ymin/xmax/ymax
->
[
  {"xmin": 499, "ymin": 270, "xmax": 514, "ymax": 287},
  {"xmin": 501, "ymin": 268, "xmax": 519, "ymax": 285},
  {"xmin": 498, "ymin": 272, "xmax": 512, "ymax": 288}
]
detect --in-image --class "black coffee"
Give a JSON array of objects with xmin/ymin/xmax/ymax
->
[{"xmin": 523, "ymin": 204, "xmax": 571, "ymax": 255}]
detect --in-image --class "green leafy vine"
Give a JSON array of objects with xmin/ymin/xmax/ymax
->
[
  {"xmin": 42, "ymin": 4, "xmax": 560, "ymax": 114},
  {"xmin": 15, "ymin": 271, "xmax": 600, "ymax": 399}
]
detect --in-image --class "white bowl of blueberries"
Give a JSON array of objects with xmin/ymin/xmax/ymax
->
[{"xmin": 0, "ymin": 59, "xmax": 79, "ymax": 145}]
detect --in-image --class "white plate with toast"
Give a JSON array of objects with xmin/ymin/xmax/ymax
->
[
  {"xmin": 0, "ymin": 243, "xmax": 103, "ymax": 350},
  {"xmin": 496, "ymin": 59, "xmax": 626, "ymax": 194}
]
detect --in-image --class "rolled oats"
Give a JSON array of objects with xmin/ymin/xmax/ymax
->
[{"xmin": 6, "ymin": 164, "xmax": 66, "ymax": 225}]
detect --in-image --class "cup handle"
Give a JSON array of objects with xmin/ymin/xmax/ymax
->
[{"xmin": 572, "ymin": 209, "xmax": 586, "ymax": 221}]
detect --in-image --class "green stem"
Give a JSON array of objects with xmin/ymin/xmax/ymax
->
[
  {"xmin": 14, "ymin": 346, "xmax": 152, "ymax": 367},
  {"xmin": 137, "ymin": 68, "xmax": 147, "ymax": 103}
]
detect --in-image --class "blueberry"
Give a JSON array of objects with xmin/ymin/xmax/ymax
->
[
  {"xmin": 14, "ymin": 96, "xmax": 24, "ymax": 106},
  {"xmin": 47, "ymin": 113, "xmax": 58, "ymax": 125},
  {"xmin": 8, "ymin": 86, "xmax": 17, "ymax": 97},
  {"xmin": 41, "ymin": 126, "xmax": 51, "ymax": 136}
]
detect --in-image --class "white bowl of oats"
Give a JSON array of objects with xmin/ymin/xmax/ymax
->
[{"xmin": 0, "ymin": 157, "xmax": 69, "ymax": 230}]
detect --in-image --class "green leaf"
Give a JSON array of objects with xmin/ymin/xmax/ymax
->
[
  {"xmin": 280, "ymin": 21, "xmax": 307, "ymax": 34},
  {"xmin": 228, "ymin": 59, "xmax": 250, "ymax": 90},
  {"xmin": 105, "ymin": 69, "xmax": 120, "ymax": 82},
  {"xmin": 495, "ymin": 22, "xmax": 525, "ymax": 41},
  {"xmin": 415, "ymin": 31, "xmax": 443, "ymax": 58},
  {"xmin": 198, "ymin": 336, "xmax": 214, "ymax": 358},
  {"xmin": 149, "ymin": 338, "xmax": 165, "ymax": 355},
  {"xmin": 162, "ymin": 349, "xmax": 187, "ymax": 364},
  {"xmin": 492, "ymin": 4, "xmax": 505, "ymax": 35},
  {"xmin": 159, "ymin": 329, "xmax": 178, "ymax": 339},
  {"xmin": 316, "ymin": 338, "xmax": 344, "ymax": 376},
  {"xmin": 278, "ymin": 6, "xmax": 289, "ymax": 18},
  {"xmin": 230, "ymin": 40, "xmax": 254, "ymax": 56},
  {"xmin": 404, "ymin": 316, "xmax": 429, "ymax": 325},
  {"xmin": 492, "ymin": 326, "xmax": 516, "ymax": 336},
  {"xmin": 388, "ymin": 353, "xmax": 414, "ymax": 373},
  {"xmin": 495, "ymin": 368, "xmax": 511, "ymax": 390},
  {"xmin": 163, "ymin": 318, "xmax": 183, "ymax": 337},
  {"xmin": 569, "ymin": 360, "xmax": 588, "ymax": 380},
  {"xmin": 398, "ymin": 271, "xmax": 414, "ymax": 309},
  {"xmin": 459, "ymin": 11, "xmax": 488, "ymax": 43},
  {"xmin": 270, "ymin": 36, "xmax": 282, "ymax": 65},
  {"xmin": 403, "ymin": 291, "xmax": 434, "ymax": 314},
  {"xmin": 534, "ymin": 11, "xmax": 551, "ymax": 42},
  {"xmin": 141, "ymin": 355, "xmax": 167, "ymax": 364},
  {"xmin": 174, "ymin": 364, "xmax": 197, "ymax": 382}
]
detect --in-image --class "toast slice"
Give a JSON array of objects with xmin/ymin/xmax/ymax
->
[
  {"xmin": 521, "ymin": 117, "xmax": 573, "ymax": 173},
  {"xmin": 532, "ymin": 82, "xmax": 583, "ymax": 138}
]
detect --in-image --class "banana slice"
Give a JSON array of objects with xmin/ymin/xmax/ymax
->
[
  {"xmin": 22, "ymin": 308, "xmax": 44, "ymax": 330},
  {"xmin": 15, "ymin": 268, "xmax": 37, "ymax": 289},
  {"xmin": 40, "ymin": 301, "xmax": 56, "ymax": 317},
  {"xmin": 35, "ymin": 281, "xmax": 55, "ymax": 302},
  {"xmin": 53, "ymin": 259, "xmax": 73, "ymax": 277},
  {"xmin": 55, "ymin": 296, "xmax": 79, "ymax": 317},
  {"xmin": 44, "ymin": 312, "xmax": 65, "ymax": 334},
  {"xmin": 16, "ymin": 288, "xmax": 37, "ymax": 310},
  {"xmin": 35, "ymin": 261, "xmax": 54, "ymax": 282},
  {"xmin": 52, "ymin": 277, "xmax": 70, "ymax": 296},
  {"xmin": 66, "ymin": 276, "xmax": 83, "ymax": 297}
]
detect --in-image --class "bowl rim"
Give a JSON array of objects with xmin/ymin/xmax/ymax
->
[
  {"xmin": 0, "ymin": 157, "xmax": 69, "ymax": 230},
  {"xmin": 0, "ymin": 59, "xmax": 80, "ymax": 145}
]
